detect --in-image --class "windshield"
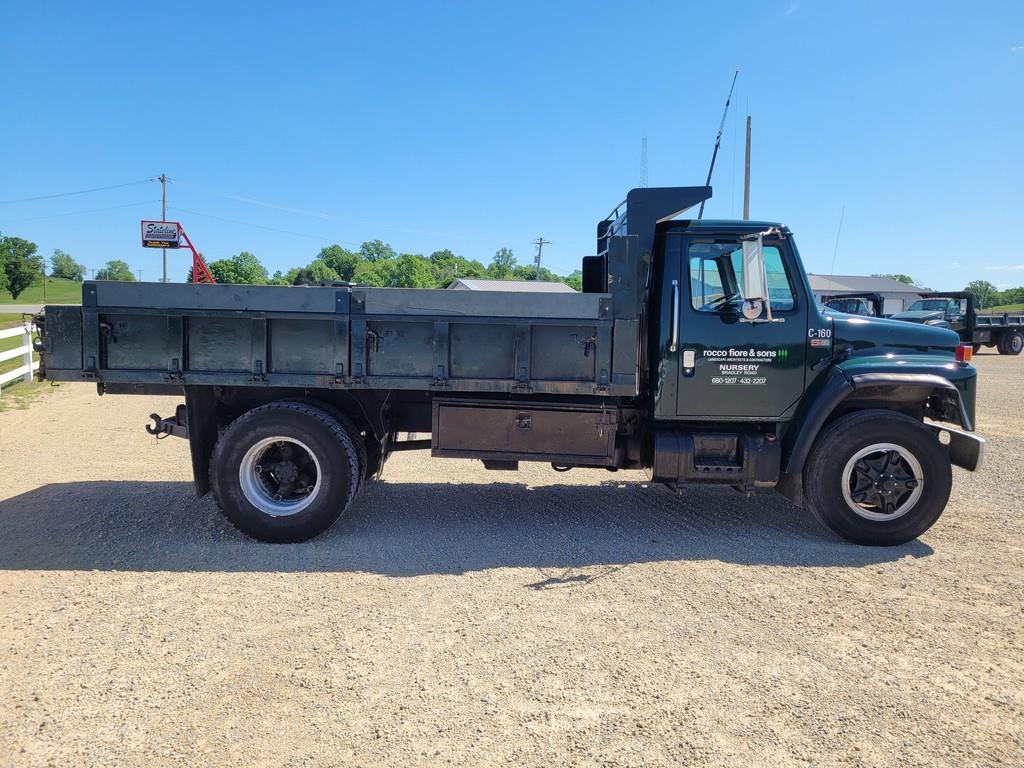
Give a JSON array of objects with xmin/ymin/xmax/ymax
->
[
  {"xmin": 687, "ymin": 242, "xmax": 796, "ymax": 313},
  {"xmin": 826, "ymin": 299, "xmax": 863, "ymax": 314},
  {"xmin": 907, "ymin": 299, "xmax": 949, "ymax": 312}
]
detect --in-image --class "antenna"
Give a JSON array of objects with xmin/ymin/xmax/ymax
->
[
  {"xmin": 743, "ymin": 115, "xmax": 752, "ymax": 220},
  {"xmin": 640, "ymin": 137, "xmax": 648, "ymax": 188},
  {"xmin": 698, "ymin": 68, "xmax": 740, "ymax": 219},
  {"xmin": 829, "ymin": 205, "xmax": 846, "ymax": 276}
]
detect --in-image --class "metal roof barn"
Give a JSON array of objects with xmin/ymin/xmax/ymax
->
[
  {"xmin": 807, "ymin": 274, "xmax": 926, "ymax": 315},
  {"xmin": 447, "ymin": 279, "xmax": 577, "ymax": 293}
]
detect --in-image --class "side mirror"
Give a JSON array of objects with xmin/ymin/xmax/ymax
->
[{"xmin": 741, "ymin": 235, "xmax": 768, "ymax": 302}]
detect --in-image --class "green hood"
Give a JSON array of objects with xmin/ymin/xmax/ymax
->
[
  {"xmin": 831, "ymin": 313, "xmax": 960, "ymax": 357},
  {"xmin": 890, "ymin": 309, "xmax": 944, "ymax": 323}
]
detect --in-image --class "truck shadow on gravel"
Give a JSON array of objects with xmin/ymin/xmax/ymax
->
[{"xmin": 0, "ymin": 480, "xmax": 932, "ymax": 574}]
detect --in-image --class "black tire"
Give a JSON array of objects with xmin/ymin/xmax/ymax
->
[
  {"xmin": 998, "ymin": 330, "xmax": 1023, "ymax": 356},
  {"xmin": 972, "ymin": 343, "xmax": 982, "ymax": 354},
  {"xmin": 209, "ymin": 401, "xmax": 360, "ymax": 543},
  {"xmin": 287, "ymin": 397, "xmax": 370, "ymax": 482},
  {"xmin": 803, "ymin": 409, "xmax": 952, "ymax": 546}
]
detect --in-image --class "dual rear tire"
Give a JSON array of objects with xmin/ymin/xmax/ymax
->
[
  {"xmin": 210, "ymin": 402, "xmax": 363, "ymax": 543},
  {"xmin": 997, "ymin": 330, "xmax": 1023, "ymax": 355}
]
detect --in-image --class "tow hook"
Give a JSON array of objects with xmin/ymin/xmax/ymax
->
[{"xmin": 146, "ymin": 404, "xmax": 189, "ymax": 439}]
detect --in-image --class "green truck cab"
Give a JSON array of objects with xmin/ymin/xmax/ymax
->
[{"xmin": 37, "ymin": 186, "xmax": 984, "ymax": 546}]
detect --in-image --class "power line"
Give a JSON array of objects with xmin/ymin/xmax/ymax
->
[
  {"xmin": 0, "ymin": 180, "xmax": 152, "ymax": 205},
  {"xmin": 173, "ymin": 179, "xmax": 522, "ymax": 244},
  {"xmin": 0, "ymin": 199, "xmax": 160, "ymax": 224},
  {"xmin": 166, "ymin": 205, "xmax": 362, "ymax": 248}
]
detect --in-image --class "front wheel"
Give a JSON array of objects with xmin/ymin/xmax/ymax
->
[
  {"xmin": 803, "ymin": 410, "xmax": 952, "ymax": 546},
  {"xmin": 210, "ymin": 401, "xmax": 361, "ymax": 542}
]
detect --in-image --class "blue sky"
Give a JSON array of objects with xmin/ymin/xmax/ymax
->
[{"xmin": 1, "ymin": 1, "xmax": 1021, "ymax": 288}]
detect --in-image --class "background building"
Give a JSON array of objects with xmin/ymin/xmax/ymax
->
[
  {"xmin": 447, "ymin": 279, "xmax": 577, "ymax": 293},
  {"xmin": 807, "ymin": 274, "xmax": 926, "ymax": 315}
]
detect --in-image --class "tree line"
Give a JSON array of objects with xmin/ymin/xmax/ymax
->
[
  {"xmin": 871, "ymin": 274, "xmax": 1024, "ymax": 310},
  {"xmin": 2, "ymin": 232, "xmax": 1021, "ymax": 308},
  {"xmin": 187, "ymin": 241, "xmax": 584, "ymax": 291},
  {"xmin": 0, "ymin": 231, "xmax": 583, "ymax": 298},
  {"xmin": 0, "ymin": 233, "xmax": 130, "ymax": 298}
]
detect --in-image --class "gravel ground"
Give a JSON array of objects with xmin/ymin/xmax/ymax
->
[{"xmin": 0, "ymin": 353, "xmax": 1021, "ymax": 767}]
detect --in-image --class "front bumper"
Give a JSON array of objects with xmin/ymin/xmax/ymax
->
[{"xmin": 929, "ymin": 424, "xmax": 985, "ymax": 472}]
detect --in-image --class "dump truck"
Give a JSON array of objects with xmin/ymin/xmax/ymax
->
[
  {"xmin": 889, "ymin": 291, "xmax": 1024, "ymax": 355},
  {"xmin": 36, "ymin": 187, "xmax": 985, "ymax": 546}
]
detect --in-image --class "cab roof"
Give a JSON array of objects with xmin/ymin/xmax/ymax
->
[{"xmin": 663, "ymin": 218, "xmax": 787, "ymax": 234}]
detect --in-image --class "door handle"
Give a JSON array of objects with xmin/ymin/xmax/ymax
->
[{"xmin": 670, "ymin": 279, "xmax": 679, "ymax": 353}]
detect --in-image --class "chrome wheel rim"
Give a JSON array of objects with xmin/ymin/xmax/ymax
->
[
  {"xmin": 1012, "ymin": 335, "xmax": 1023, "ymax": 353},
  {"xmin": 841, "ymin": 443, "xmax": 924, "ymax": 522},
  {"xmin": 239, "ymin": 436, "xmax": 322, "ymax": 517}
]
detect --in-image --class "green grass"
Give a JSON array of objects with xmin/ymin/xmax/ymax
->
[
  {"xmin": 0, "ymin": 313, "xmax": 27, "ymax": 328},
  {"xmin": 0, "ymin": 378, "xmax": 49, "ymax": 411},
  {"xmin": 985, "ymin": 303, "xmax": 1024, "ymax": 313},
  {"xmin": 0, "ymin": 276, "xmax": 83, "ymax": 305}
]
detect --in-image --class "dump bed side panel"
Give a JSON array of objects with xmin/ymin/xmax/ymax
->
[
  {"xmin": 350, "ymin": 286, "xmax": 617, "ymax": 394},
  {"xmin": 43, "ymin": 282, "xmax": 633, "ymax": 397}
]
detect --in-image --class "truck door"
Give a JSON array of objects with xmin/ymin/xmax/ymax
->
[{"xmin": 668, "ymin": 232, "xmax": 810, "ymax": 419}]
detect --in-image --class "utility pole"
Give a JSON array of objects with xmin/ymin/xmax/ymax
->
[
  {"xmin": 41, "ymin": 257, "xmax": 47, "ymax": 301},
  {"xmin": 137, "ymin": 269, "xmax": 143, "ymax": 282},
  {"xmin": 742, "ymin": 116, "xmax": 751, "ymax": 220},
  {"xmin": 89, "ymin": 268, "xmax": 96, "ymax": 279},
  {"xmin": 640, "ymin": 137, "xmax": 648, "ymax": 188},
  {"xmin": 158, "ymin": 173, "xmax": 168, "ymax": 283},
  {"xmin": 532, "ymin": 237, "xmax": 551, "ymax": 280}
]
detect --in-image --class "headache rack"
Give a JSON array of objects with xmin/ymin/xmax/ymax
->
[{"xmin": 584, "ymin": 186, "xmax": 711, "ymax": 294}]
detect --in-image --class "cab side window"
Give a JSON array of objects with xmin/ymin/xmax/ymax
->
[{"xmin": 687, "ymin": 242, "xmax": 796, "ymax": 313}]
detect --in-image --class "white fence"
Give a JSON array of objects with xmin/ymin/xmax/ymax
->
[{"xmin": 0, "ymin": 324, "xmax": 38, "ymax": 394}]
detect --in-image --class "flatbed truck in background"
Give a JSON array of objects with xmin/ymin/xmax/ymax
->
[
  {"xmin": 37, "ymin": 187, "xmax": 984, "ymax": 546},
  {"xmin": 889, "ymin": 291, "xmax": 1024, "ymax": 355}
]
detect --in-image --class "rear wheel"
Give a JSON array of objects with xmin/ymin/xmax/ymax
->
[
  {"xmin": 803, "ymin": 410, "xmax": 952, "ymax": 545},
  {"xmin": 998, "ymin": 330, "xmax": 1023, "ymax": 355},
  {"xmin": 210, "ymin": 401, "xmax": 361, "ymax": 542},
  {"xmin": 286, "ymin": 397, "xmax": 371, "ymax": 482}
]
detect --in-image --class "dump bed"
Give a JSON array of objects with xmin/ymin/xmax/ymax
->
[
  {"xmin": 40, "ymin": 188, "xmax": 716, "ymax": 401},
  {"xmin": 975, "ymin": 312, "xmax": 1024, "ymax": 330},
  {"xmin": 42, "ymin": 280, "xmax": 635, "ymax": 397}
]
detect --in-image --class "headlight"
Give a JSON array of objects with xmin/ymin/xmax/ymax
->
[{"xmin": 925, "ymin": 319, "xmax": 944, "ymax": 325}]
